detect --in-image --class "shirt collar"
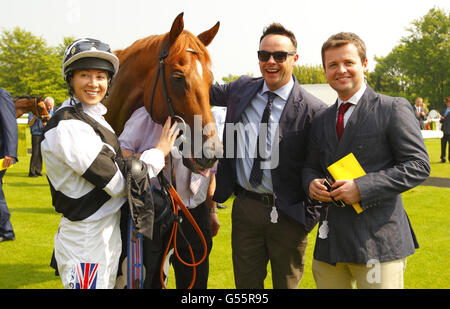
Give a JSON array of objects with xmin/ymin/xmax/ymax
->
[
  {"xmin": 261, "ymin": 76, "xmax": 294, "ymax": 101},
  {"xmin": 63, "ymin": 96, "xmax": 107, "ymax": 116},
  {"xmin": 337, "ymin": 83, "xmax": 367, "ymax": 107},
  {"xmin": 82, "ymin": 101, "xmax": 107, "ymax": 116}
]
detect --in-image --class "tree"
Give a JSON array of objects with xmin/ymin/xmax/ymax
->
[
  {"xmin": 0, "ymin": 27, "xmax": 69, "ymax": 104},
  {"xmin": 222, "ymin": 73, "xmax": 240, "ymax": 83},
  {"xmin": 293, "ymin": 64, "xmax": 327, "ymax": 84},
  {"xmin": 399, "ymin": 7, "xmax": 449, "ymax": 109},
  {"xmin": 221, "ymin": 73, "xmax": 254, "ymax": 83},
  {"xmin": 369, "ymin": 7, "xmax": 449, "ymax": 110},
  {"xmin": 367, "ymin": 46, "xmax": 411, "ymax": 100}
]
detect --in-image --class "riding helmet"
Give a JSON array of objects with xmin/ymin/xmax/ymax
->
[{"xmin": 62, "ymin": 38, "xmax": 119, "ymax": 81}]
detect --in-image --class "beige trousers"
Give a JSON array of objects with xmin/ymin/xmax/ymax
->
[{"xmin": 312, "ymin": 258, "xmax": 407, "ymax": 289}]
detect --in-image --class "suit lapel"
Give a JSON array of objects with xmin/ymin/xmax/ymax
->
[
  {"xmin": 324, "ymin": 101, "xmax": 340, "ymax": 162},
  {"xmin": 232, "ymin": 78, "xmax": 264, "ymax": 123},
  {"xmin": 278, "ymin": 81, "xmax": 302, "ymax": 137},
  {"xmin": 336, "ymin": 87, "xmax": 376, "ymax": 158}
]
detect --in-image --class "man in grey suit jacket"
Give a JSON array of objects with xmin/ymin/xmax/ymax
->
[
  {"xmin": 302, "ymin": 33, "xmax": 430, "ymax": 288},
  {"xmin": 210, "ymin": 24, "xmax": 326, "ymax": 288}
]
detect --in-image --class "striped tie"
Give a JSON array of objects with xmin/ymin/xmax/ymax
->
[{"xmin": 249, "ymin": 92, "xmax": 276, "ymax": 188}]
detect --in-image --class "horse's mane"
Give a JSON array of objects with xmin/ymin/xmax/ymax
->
[
  {"xmin": 14, "ymin": 95, "xmax": 38, "ymax": 100},
  {"xmin": 116, "ymin": 30, "xmax": 211, "ymax": 67},
  {"xmin": 13, "ymin": 95, "xmax": 40, "ymax": 102}
]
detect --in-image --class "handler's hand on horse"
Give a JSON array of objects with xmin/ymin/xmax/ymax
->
[{"xmin": 156, "ymin": 117, "xmax": 179, "ymax": 157}]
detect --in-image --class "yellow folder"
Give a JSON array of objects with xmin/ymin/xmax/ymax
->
[{"xmin": 327, "ymin": 153, "xmax": 364, "ymax": 214}]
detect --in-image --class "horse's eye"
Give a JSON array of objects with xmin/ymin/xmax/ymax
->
[
  {"xmin": 171, "ymin": 70, "xmax": 188, "ymax": 90},
  {"xmin": 172, "ymin": 71, "xmax": 185, "ymax": 81}
]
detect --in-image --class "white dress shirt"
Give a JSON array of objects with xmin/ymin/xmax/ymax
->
[{"xmin": 336, "ymin": 83, "xmax": 367, "ymax": 128}]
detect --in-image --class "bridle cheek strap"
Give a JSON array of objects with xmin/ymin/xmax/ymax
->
[{"xmin": 149, "ymin": 41, "xmax": 176, "ymax": 121}]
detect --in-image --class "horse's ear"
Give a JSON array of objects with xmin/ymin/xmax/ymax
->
[
  {"xmin": 114, "ymin": 49, "xmax": 123, "ymax": 58},
  {"xmin": 197, "ymin": 21, "xmax": 220, "ymax": 47},
  {"xmin": 169, "ymin": 12, "xmax": 185, "ymax": 45}
]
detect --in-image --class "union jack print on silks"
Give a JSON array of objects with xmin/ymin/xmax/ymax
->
[{"xmin": 75, "ymin": 262, "xmax": 99, "ymax": 289}]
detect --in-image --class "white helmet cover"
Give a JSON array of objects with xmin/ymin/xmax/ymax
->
[{"xmin": 62, "ymin": 38, "xmax": 119, "ymax": 81}]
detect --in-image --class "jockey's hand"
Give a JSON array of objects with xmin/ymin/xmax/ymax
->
[{"xmin": 155, "ymin": 116, "xmax": 179, "ymax": 157}]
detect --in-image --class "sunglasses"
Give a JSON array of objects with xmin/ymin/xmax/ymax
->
[{"xmin": 257, "ymin": 50, "xmax": 296, "ymax": 63}]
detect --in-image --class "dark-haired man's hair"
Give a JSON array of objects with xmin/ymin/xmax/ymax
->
[{"xmin": 260, "ymin": 23, "xmax": 297, "ymax": 51}]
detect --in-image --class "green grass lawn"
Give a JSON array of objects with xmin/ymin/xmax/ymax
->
[
  {"xmin": 424, "ymin": 138, "xmax": 450, "ymax": 178},
  {"xmin": 0, "ymin": 138, "xmax": 448, "ymax": 289}
]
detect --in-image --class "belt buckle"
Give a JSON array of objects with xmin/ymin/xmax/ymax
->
[{"xmin": 262, "ymin": 195, "xmax": 271, "ymax": 206}]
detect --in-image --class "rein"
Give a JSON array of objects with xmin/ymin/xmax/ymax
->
[{"xmin": 157, "ymin": 173, "xmax": 208, "ymax": 289}]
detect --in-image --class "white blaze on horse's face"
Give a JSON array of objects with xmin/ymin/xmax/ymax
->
[
  {"xmin": 187, "ymin": 48, "xmax": 203, "ymax": 81},
  {"xmin": 195, "ymin": 60, "xmax": 203, "ymax": 80}
]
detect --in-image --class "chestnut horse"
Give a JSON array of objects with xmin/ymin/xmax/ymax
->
[
  {"xmin": 105, "ymin": 13, "xmax": 222, "ymax": 174},
  {"xmin": 14, "ymin": 95, "xmax": 50, "ymax": 123}
]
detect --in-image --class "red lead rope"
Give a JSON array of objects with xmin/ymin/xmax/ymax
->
[{"xmin": 159, "ymin": 184, "xmax": 208, "ymax": 289}]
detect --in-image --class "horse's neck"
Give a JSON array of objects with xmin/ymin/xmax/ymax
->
[
  {"xmin": 14, "ymin": 100, "xmax": 33, "ymax": 118},
  {"xmin": 15, "ymin": 108, "xmax": 26, "ymax": 118},
  {"xmin": 118, "ymin": 35, "xmax": 164, "ymax": 65}
]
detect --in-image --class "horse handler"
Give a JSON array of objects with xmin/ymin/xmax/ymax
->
[
  {"xmin": 118, "ymin": 107, "xmax": 219, "ymax": 289},
  {"xmin": 41, "ymin": 38, "xmax": 178, "ymax": 289}
]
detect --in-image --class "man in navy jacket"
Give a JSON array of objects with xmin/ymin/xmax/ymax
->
[
  {"xmin": 0, "ymin": 88, "xmax": 18, "ymax": 242},
  {"xmin": 210, "ymin": 24, "xmax": 326, "ymax": 288}
]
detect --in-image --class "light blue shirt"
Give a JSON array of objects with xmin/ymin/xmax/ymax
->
[
  {"xmin": 28, "ymin": 108, "xmax": 53, "ymax": 135},
  {"xmin": 236, "ymin": 77, "xmax": 294, "ymax": 193},
  {"xmin": 444, "ymin": 107, "xmax": 450, "ymax": 117}
]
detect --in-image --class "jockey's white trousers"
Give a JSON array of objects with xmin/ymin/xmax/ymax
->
[{"xmin": 54, "ymin": 211, "xmax": 121, "ymax": 289}]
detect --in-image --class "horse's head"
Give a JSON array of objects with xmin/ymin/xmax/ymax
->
[
  {"xmin": 151, "ymin": 13, "xmax": 222, "ymax": 174},
  {"xmin": 106, "ymin": 13, "xmax": 222, "ymax": 175},
  {"xmin": 14, "ymin": 95, "xmax": 50, "ymax": 123},
  {"xmin": 35, "ymin": 95, "xmax": 51, "ymax": 124}
]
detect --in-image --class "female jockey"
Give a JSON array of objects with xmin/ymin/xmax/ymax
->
[{"xmin": 41, "ymin": 38, "xmax": 178, "ymax": 289}]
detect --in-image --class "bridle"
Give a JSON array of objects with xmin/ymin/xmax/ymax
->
[
  {"xmin": 149, "ymin": 41, "xmax": 176, "ymax": 120},
  {"xmin": 146, "ymin": 39, "xmax": 208, "ymax": 289},
  {"xmin": 148, "ymin": 40, "xmax": 193, "ymax": 142}
]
